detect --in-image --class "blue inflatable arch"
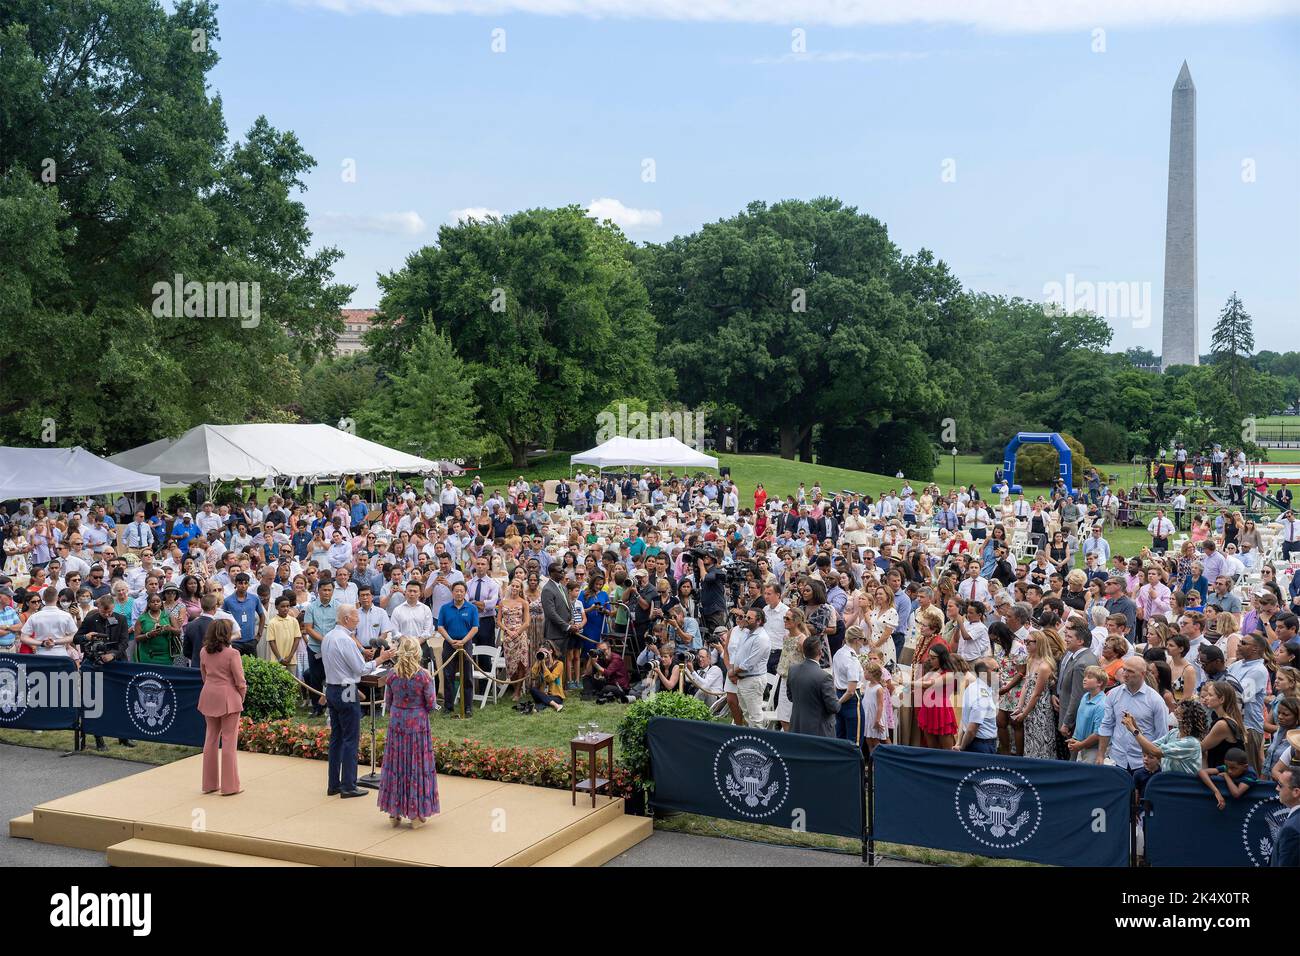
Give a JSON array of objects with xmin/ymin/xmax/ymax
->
[{"xmin": 995, "ymin": 432, "xmax": 1074, "ymax": 495}]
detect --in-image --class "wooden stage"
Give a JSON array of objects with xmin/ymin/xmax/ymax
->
[{"xmin": 8, "ymin": 752, "xmax": 650, "ymax": 867}]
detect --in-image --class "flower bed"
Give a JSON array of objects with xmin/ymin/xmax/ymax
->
[{"xmin": 237, "ymin": 718, "xmax": 640, "ymax": 799}]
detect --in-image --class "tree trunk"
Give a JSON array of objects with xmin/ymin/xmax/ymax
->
[
  {"xmin": 508, "ymin": 439, "xmax": 528, "ymax": 469},
  {"xmin": 779, "ymin": 424, "xmax": 799, "ymax": 460},
  {"xmin": 798, "ymin": 427, "xmax": 813, "ymax": 463}
]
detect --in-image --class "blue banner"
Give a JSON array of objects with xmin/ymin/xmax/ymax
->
[
  {"xmin": 81, "ymin": 662, "xmax": 206, "ymax": 747},
  {"xmin": 1144, "ymin": 773, "xmax": 1285, "ymax": 867},
  {"xmin": 647, "ymin": 717, "xmax": 864, "ymax": 839},
  {"xmin": 872, "ymin": 744, "xmax": 1134, "ymax": 867},
  {"xmin": 0, "ymin": 656, "xmax": 81, "ymax": 731}
]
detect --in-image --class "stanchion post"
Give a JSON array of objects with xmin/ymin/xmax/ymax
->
[
  {"xmin": 863, "ymin": 752, "xmax": 875, "ymax": 866},
  {"xmin": 1129, "ymin": 788, "xmax": 1140, "ymax": 868}
]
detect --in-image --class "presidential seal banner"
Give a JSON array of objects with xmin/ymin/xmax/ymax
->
[
  {"xmin": 646, "ymin": 716, "xmax": 864, "ymax": 839},
  {"xmin": 81, "ymin": 662, "xmax": 206, "ymax": 747},
  {"xmin": 872, "ymin": 744, "xmax": 1134, "ymax": 867},
  {"xmin": 1143, "ymin": 774, "xmax": 1286, "ymax": 867},
  {"xmin": 0, "ymin": 656, "xmax": 81, "ymax": 731}
]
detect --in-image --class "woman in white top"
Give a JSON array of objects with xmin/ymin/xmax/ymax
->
[
  {"xmin": 868, "ymin": 585, "xmax": 899, "ymax": 665},
  {"xmin": 843, "ymin": 506, "xmax": 869, "ymax": 547}
]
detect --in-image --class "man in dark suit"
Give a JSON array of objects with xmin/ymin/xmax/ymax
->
[
  {"xmin": 1272, "ymin": 764, "xmax": 1300, "ymax": 867},
  {"xmin": 182, "ymin": 592, "xmax": 219, "ymax": 666},
  {"xmin": 787, "ymin": 635, "xmax": 839, "ymax": 737},
  {"xmin": 540, "ymin": 562, "xmax": 573, "ymax": 657},
  {"xmin": 1057, "ymin": 619, "xmax": 1099, "ymax": 740}
]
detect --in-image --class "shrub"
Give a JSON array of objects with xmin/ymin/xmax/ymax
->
[
  {"xmin": 241, "ymin": 658, "xmax": 300, "ymax": 722},
  {"xmin": 1015, "ymin": 432, "xmax": 1101, "ymax": 486},
  {"xmin": 236, "ymin": 718, "xmax": 642, "ymax": 798},
  {"xmin": 871, "ymin": 419, "xmax": 936, "ymax": 482},
  {"xmin": 616, "ymin": 693, "xmax": 715, "ymax": 791}
]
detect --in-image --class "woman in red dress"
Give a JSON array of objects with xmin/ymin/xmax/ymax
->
[{"xmin": 916, "ymin": 640, "xmax": 960, "ymax": 750}]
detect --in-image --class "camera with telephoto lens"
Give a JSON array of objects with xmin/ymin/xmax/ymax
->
[{"xmin": 72, "ymin": 632, "xmax": 115, "ymax": 665}]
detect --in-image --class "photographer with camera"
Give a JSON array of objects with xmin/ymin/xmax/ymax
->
[
  {"xmin": 636, "ymin": 642, "xmax": 682, "ymax": 698},
  {"xmin": 526, "ymin": 641, "xmax": 566, "ymax": 713},
  {"xmin": 581, "ymin": 638, "xmax": 630, "ymax": 702},
  {"xmin": 683, "ymin": 646, "xmax": 725, "ymax": 702},
  {"xmin": 74, "ymin": 593, "xmax": 134, "ymax": 752},
  {"xmin": 696, "ymin": 547, "xmax": 729, "ymax": 635}
]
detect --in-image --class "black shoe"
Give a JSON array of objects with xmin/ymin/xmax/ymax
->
[
  {"xmin": 95, "ymin": 741, "xmax": 108, "ymax": 752},
  {"xmin": 119, "ymin": 739, "xmax": 135, "ymax": 748},
  {"xmin": 327, "ymin": 787, "xmax": 341, "ymax": 796},
  {"xmin": 339, "ymin": 789, "xmax": 369, "ymax": 799}
]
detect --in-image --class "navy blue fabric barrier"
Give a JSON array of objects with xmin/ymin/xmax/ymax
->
[
  {"xmin": 81, "ymin": 662, "xmax": 206, "ymax": 747},
  {"xmin": 647, "ymin": 717, "xmax": 864, "ymax": 839},
  {"xmin": 1144, "ymin": 773, "xmax": 1285, "ymax": 867},
  {"xmin": 872, "ymin": 744, "xmax": 1134, "ymax": 867},
  {"xmin": 0, "ymin": 656, "xmax": 81, "ymax": 730}
]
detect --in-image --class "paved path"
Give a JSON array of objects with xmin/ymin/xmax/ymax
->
[
  {"xmin": 2, "ymin": 742, "xmax": 919, "ymax": 868},
  {"xmin": 1, "ymin": 743, "xmax": 147, "ymax": 866}
]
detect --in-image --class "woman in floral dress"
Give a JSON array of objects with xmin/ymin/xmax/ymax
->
[
  {"xmin": 1011, "ymin": 629, "xmax": 1058, "ymax": 760},
  {"xmin": 379, "ymin": 638, "xmax": 440, "ymax": 829},
  {"xmin": 498, "ymin": 579, "xmax": 530, "ymax": 702},
  {"xmin": 3, "ymin": 525, "xmax": 30, "ymax": 579},
  {"xmin": 991, "ymin": 620, "xmax": 1027, "ymax": 755},
  {"xmin": 524, "ymin": 572, "xmax": 545, "ymax": 658}
]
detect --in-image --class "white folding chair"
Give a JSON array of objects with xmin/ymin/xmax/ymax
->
[
  {"xmin": 754, "ymin": 673, "xmax": 782, "ymax": 729},
  {"xmin": 471, "ymin": 644, "xmax": 502, "ymax": 708}
]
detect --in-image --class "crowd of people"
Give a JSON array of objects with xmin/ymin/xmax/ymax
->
[{"xmin": 1, "ymin": 464, "xmax": 1298, "ymax": 861}]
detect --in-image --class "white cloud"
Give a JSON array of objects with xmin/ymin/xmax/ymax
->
[
  {"xmin": 449, "ymin": 206, "xmax": 503, "ymax": 223},
  {"xmin": 315, "ymin": 210, "xmax": 427, "ymax": 235},
  {"xmin": 287, "ymin": 0, "xmax": 1300, "ymax": 32},
  {"xmin": 586, "ymin": 198, "xmax": 663, "ymax": 231}
]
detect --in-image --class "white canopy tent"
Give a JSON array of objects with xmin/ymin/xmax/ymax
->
[
  {"xmin": 569, "ymin": 436, "xmax": 718, "ymax": 471},
  {"xmin": 0, "ymin": 446, "xmax": 160, "ymax": 500},
  {"xmin": 107, "ymin": 424, "xmax": 439, "ymax": 485}
]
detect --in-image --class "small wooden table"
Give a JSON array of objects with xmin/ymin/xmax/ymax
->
[{"xmin": 569, "ymin": 733, "xmax": 615, "ymax": 808}]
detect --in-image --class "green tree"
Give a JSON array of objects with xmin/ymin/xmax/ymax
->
[
  {"xmin": 640, "ymin": 198, "xmax": 970, "ymax": 461},
  {"xmin": 356, "ymin": 323, "xmax": 486, "ymax": 463},
  {"xmin": 1210, "ymin": 291, "xmax": 1254, "ymax": 403},
  {"xmin": 297, "ymin": 355, "xmax": 378, "ymax": 427},
  {"xmin": 368, "ymin": 206, "xmax": 667, "ymax": 467},
  {"xmin": 0, "ymin": 0, "xmax": 350, "ymax": 451}
]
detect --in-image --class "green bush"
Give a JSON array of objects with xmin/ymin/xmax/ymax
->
[
  {"xmin": 616, "ymin": 693, "xmax": 715, "ymax": 791},
  {"xmin": 871, "ymin": 420, "xmax": 936, "ymax": 482},
  {"xmin": 1016, "ymin": 433, "xmax": 1101, "ymax": 486},
  {"xmin": 241, "ymin": 657, "xmax": 300, "ymax": 722}
]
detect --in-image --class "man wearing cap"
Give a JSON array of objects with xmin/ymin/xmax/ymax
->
[
  {"xmin": 170, "ymin": 512, "xmax": 201, "ymax": 556},
  {"xmin": 0, "ymin": 587, "xmax": 21, "ymax": 652}
]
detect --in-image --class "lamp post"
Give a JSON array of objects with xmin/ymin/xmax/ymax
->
[{"xmin": 951, "ymin": 446, "xmax": 958, "ymax": 488}]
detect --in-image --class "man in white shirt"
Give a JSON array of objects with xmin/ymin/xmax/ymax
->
[
  {"xmin": 761, "ymin": 583, "xmax": 788, "ymax": 665},
  {"xmin": 1147, "ymin": 509, "xmax": 1175, "ymax": 553},
  {"xmin": 354, "ymin": 586, "xmax": 393, "ymax": 648},
  {"xmin": 196, "ymin": 501, "xmax": 223, "ymax": 537},
  {"xmin": 958, "ymin": 562, "xmax": 991, "ymax": 605},
  {"xmin": 19, "ymin": 588, "xmax": 77, "ymax": 657},
  {"xmin": 391, "ymin": 581, "xmax": 435, "ymax": 663},
  {"xmin": 954, "ymin": 662, "xmax": 1000, "ymax": 753},
  {"xmin": 956, "ymin": 602, "xmax": 991, "ymax": 662}
]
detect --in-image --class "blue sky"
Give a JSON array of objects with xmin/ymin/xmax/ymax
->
[{"xmin": 203, "ymin": 1, "xmax": 1300, "ymax": 353}]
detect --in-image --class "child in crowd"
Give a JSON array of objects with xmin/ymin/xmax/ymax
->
[
  {"xmin": 1198, "ymin": 747, "xmax": 1258, "ymax": 810},
  {"xmin": 267, "ymin": 594, "xmax": 302, "ymax": 666},
  {"xmin": 860, "ymin": 662, "xmax": 889, "ymax": 752},
  {"xmin": 1066, "ymin": 666, "xmax": 1109, "ymax": 763}
]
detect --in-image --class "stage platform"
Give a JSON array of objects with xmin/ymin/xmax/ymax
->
[{"xmin": 9, "ymin": 752, "xmax": 650, "ymax": 867}]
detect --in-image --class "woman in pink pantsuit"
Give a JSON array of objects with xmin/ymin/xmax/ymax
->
[{"xmin": 198, "ymin": 619, "xmax": 247, "ymax": 796}]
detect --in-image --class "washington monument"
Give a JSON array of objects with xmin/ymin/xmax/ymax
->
[{"xmin": 1161, "ymin": 61, "xmax": 1197, "ymax": 370}]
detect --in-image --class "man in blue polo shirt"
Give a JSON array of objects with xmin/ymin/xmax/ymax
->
[
  {"xmin": 170, "ymin": 512, "xmax": 201, "ymax": 556},
  {"xmin": 437, "ymin": 581, "xmax": 479, "ymax": 717},
  {"xmin": 349, "ymin": 494, "xmax": 370, "ymax": 530},
  {"xmin": 222, "ymin": 572, "xmax": 265, "ymax": 657},
  {"xmin": 301, "ymin": 580, "xmax": 340, "ymax": 717}
]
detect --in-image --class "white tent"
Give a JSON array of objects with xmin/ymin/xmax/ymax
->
[
  {"xmin": 0, "ymin": 446, "xmax": 160, "ymax": 500},
  {"xmin": 107, "ymin": 424, "xmax": 438, "ymax": 484},
  {"xmin": 569, "ymin": 436, "xmax": 718, "ymax": 471}
]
